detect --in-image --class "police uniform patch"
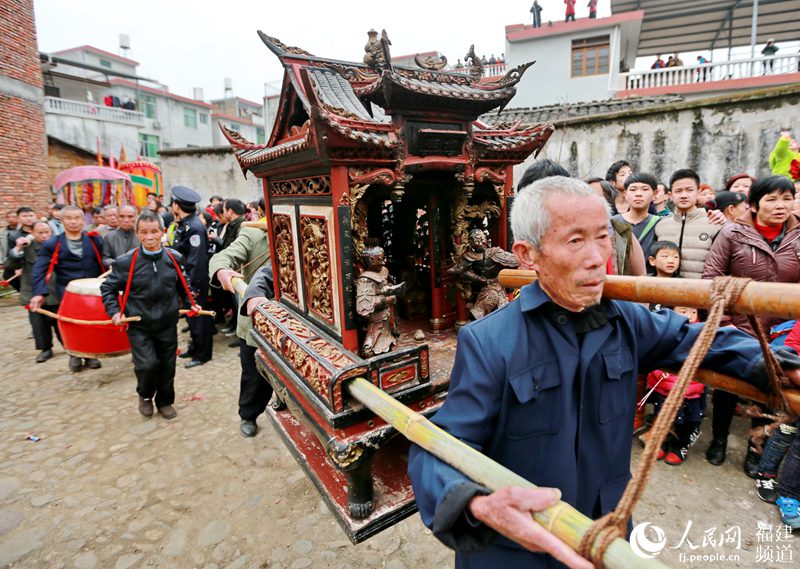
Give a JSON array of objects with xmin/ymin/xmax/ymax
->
[{"xmin": 190, "ymin": 234, "xmax": 201, "ymax": 247}]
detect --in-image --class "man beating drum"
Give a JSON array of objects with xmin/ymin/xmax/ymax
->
[
  {"xmin": 100, "ymin": 210, "xmax": 201, "ymax": 420},
  {"xmin": 30, "ymin": 205, "xmax": 105, "ymax": 373}
]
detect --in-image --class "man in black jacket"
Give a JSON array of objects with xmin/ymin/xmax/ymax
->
[{"xmin": 101, "ymin": 210, "xmax": 198, "ymax": 419}]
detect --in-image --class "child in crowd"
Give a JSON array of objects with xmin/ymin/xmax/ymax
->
[
  {"xmin": 642, "ymin": 242, "xmax": 707, "ymax": 465},
  {"xmin": 642, "ymin": 306, "xmax": 707, "ymax": 465}
]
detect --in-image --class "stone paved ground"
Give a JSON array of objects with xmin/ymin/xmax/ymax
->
[{"xmin": 0, "ymin": 294, "xmax": 793, "ymax": 568}]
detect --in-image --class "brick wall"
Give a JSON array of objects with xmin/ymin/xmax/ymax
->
[
  {"xmin": 47, "ymin": 139, "xmax": 97, "ymax": 190},
  {"xmin": 0, "ymin": 0, "xmax": 51, "ymax": 220}
]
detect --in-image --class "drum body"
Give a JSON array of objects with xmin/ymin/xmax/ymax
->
[{"xmin": 58, "ymin": 278, "xmax": 131, "ymax": 357}]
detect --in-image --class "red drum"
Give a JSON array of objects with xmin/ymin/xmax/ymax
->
[{"xmin": 58, "ymin": 278, "xmax": 131, "ymax": 358}]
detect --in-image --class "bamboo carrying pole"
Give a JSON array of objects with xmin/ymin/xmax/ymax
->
[
  {"xmin": 31, "ymin": 307, "xmax": 215, "ymax": 324},
  {"xmin": 497, "ymin": 270, "xmax": 800, "ymax": 415},
  {"xmin": 499, "ymin": 271, "xmax": 800, "ymax": 320},
  {"xmin": 346, "ymin": 378, "xmax": 669, "ymax": 569}
]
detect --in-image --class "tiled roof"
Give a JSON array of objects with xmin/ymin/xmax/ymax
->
[
  {"xmin": 306, "ymin": 68, "xmax": 380, "ymax": 122},
  {"xmin": 494, "ymin": 95, "xmax": 685, "ymax": 124}
]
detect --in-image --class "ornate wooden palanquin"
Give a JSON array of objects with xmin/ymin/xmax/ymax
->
[{"xmin": 222, "ymin": 30, "xmax": 553, "ymax": 542}]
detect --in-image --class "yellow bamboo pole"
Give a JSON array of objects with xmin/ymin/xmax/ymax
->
[
  {"xmin": 32, "ymin": 307, "xmax": 142, "ymax": 326},
  {"xmin": 179, "ymin": 308, "xmax": 216, "ymax": 317},
  {"xmin": 498, "ymin": 270, "xmax": 800, "ymax": 320},
  {"xmin": 346, "ymin": 377, "xmax": 671, "ymax": 569}
]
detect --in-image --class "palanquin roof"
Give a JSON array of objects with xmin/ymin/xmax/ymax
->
[{"xmin": 221, "ymin": 31, "xmax": 554, "ymax": 175}]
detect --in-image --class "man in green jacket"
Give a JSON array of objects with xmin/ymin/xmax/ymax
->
[{"xmin": 208, "ymin": 221, "xmax": 271, "ymax": 437}]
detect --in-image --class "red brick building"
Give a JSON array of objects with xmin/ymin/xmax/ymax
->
[{"xmin": 0, "ymin": 0, "xmax": 50, "ymax": 216}]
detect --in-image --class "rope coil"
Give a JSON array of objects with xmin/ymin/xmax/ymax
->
[{"xmin": 578, "ymin": 276, "xmax": 792, "ymax": 568}]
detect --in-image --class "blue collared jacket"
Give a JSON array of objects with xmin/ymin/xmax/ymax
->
[
  {"xmin": 408, "ymin": 281, "xmax": 768, "ymax": 569},
  {"xmin": 31, "ymin": 232, "xmax": 104, "ymax": 298}
]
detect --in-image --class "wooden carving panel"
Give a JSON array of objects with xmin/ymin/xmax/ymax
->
[
  {"xmin": 269, "ymin": 176, "xmax": 331, "ymax": 196},
  {"xmin": 271, "ymin": 209, "xmax": 303, "ymax": 309},
  {"xmin": 300, "ymin": 215, "xmax": 335, "ymax": 325}
]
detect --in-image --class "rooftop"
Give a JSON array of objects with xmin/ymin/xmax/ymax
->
[
  {"xmin": 506, "ymin": 10, "xmax": 644, "ymax": 42},
  {"xmin": 52, "ymin": 45, "xmax": 139, "ymax": 66},
  {"xmin": 109, "ymin": 78, "xmax": 212, "ymax": 108},
  {"xmin": 494, "ymin": 95, "xmax": 684, "ymax": 124}
]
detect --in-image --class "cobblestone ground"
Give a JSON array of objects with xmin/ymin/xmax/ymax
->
[{"xmin": 0, "ymin": 295, "xmax": 793, "ymax": 568}]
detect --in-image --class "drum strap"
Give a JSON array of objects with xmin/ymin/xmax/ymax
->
[
  {"xmin": 165, "ymin": 250, "xmax": 199, "ymax": 317},
  {"xmin": 45, "ymin": 242, "xmax": 60, "ymax": 284},
  {"xmin": 118, "ymin": 248, "xmax": 139, "ymax": 323}
]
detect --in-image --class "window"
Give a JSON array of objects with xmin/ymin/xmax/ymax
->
[
  {"xmin": 184, "ymin": 107, "xmax": 197, "ymax": 128},
  {"xmin": 571, "ymin": 36, "xmax": 610, "ymax": 77},
  {"xmin": 141, "ymin": 95, "xmax": 157, "ymax": 119},
  {"xmin": 256, "ymin": 127, "xmax": 265, "ymax": 145},
  {"xmin": 139, "ymin": 133, "xmax": 159, "ymax": 158},
  {"xmin": 199, "ymin": 113, "xmax": 208, "ymax": 125},
  {"xmin": 227, "ymin": 122, "xmax": 240, "ymax": 132},
  {"xmin": 99, "ymin": 59, "xmax": 112, "ymax": 68}
]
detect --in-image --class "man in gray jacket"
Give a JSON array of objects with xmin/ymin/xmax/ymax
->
[
  {"xmin": 102, "ymin": 205, "xmax": 139, "ymax": 267},
  {"xmin": 653, "ymin": 169, "xmax": 721, "ymax": 279}
]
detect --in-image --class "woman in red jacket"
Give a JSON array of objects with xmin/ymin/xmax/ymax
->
[{"xmin": 702, "ymin": 175, "xmax": 800, "ymax": 474}]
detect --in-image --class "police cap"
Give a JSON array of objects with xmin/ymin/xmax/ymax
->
[{"xmin": 170, "ymin": 185, "xmax": 201, "ymax": 207}]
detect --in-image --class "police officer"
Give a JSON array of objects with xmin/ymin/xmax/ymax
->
[{"xmin": 171, "ymin": 186, "xmax": 213, "ymax": 368}]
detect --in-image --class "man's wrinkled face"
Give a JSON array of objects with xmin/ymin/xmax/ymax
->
[
  {"xmin": 32, "ymin": 222, "xmax": 52, "ymax": 243},
  {"xmin": 104, "ymin": 208, "xmax": 119, "ymax": 227},
  {"xmin": 118, "ymin": 207, "xmax": 136, "ymax": 231},
  {"xmin": 62, "ymin": 209, "xmax": 84, "ymax": 234},
  {"xmin": 136, "ymin": 220, "xmax": 163, "ymax": 252},
  {"xmin": 514, "ymin": 195, "xmax": 611, "ymax": 312}
]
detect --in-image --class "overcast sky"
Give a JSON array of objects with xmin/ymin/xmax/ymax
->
[{"xmin": 34, "ymin": 0, "xmax": 612, "ymax": 102}]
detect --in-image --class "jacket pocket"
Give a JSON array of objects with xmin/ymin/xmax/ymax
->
[
  {"xmin": 505, "ymin": 359, "xmax": 562, "ymax": 438},
  {"xmin": 599, "ymin": 348, "xmax": 635, "ymax": 424}
]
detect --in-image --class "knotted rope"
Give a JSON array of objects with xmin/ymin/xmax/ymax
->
[{"xmin": 578, "ymin": 276, "xmax": 792, "ymax": 568}]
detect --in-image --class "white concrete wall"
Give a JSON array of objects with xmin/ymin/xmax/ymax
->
[
  {"xmin": 507, "ymin": 28, "xmax": 619, "ymax": 108},
  {"xmin": 44, "ymin": 111, "xmax": 141, "ymax": 156},
  {"xmin": 210, "ymin": 119, "xmax": 259, "ymax": 146},
  {"xmin": 158, "ymin": 148, "xmax": 263, "ymax": 205},
  {"xmin": 512, "ymin": 89, "xmax": 800, "ymax": 190}
]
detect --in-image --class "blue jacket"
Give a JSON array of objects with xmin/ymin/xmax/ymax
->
[
  {"xmin": 31, "ymin": 232, "xmax": 105, "ymax": 298},
  {"xmin": 408, "ymin": 281, "xmax": 768, "ymax": 569}
]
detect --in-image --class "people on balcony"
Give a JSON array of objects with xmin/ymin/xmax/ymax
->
[
  {"xmin": 565, "ymin": 0, "xmax": 576, "ymax": 23},
  {"xmin": 651, "ymin": 54, "xmax": 666, "ymax": 70},
  {"xmin": 530, "ymin": 1, "xmax": 543, "ymax": 28},
  {"xmin": 762, "ymin": 39, "xmax": 779, "ymax": 74}
]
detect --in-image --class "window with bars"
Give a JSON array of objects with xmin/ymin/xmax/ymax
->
[{"xmin": 571, "ymin": 36, "xmax": 610, "ymax": 77}]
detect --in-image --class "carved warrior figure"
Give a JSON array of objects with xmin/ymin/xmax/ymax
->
[
  {"xmin": 356, "ymin": 247, "xmax": 405, "ymax": 358},
  {"xmin": 448, "ymin": 229, "xmax": 518, "ymax": 320}
]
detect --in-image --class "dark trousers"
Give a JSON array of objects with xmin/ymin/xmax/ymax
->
[
  {"xmin": 711, "ymin": 389, "xmax": 771, "ymax": 441},
  {"xmin": 3, "ymin": 266, "xmax": 21, "ymax": 292},
  {"xmin": 30, "ymin": 306, "xmax": 62, "ymax": 351},
  {"xmin": 778, "ymin": 431, "xmax": 800, "ymax": 500},
  {"xmin": 239, "ymin": 340, "xmax": 272, "ymax": 421},
  {"xmin": 565, "ymin": 13, "xmax": 575, "ymax": 22},
  {"xmin": 128, "ymin": 324, "xmax": 178, "ymax": 408},
  {"xmin": 187, "ymin": 288, "xmax": 213, "ymax": 362}
]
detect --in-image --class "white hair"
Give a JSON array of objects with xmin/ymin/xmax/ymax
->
[{"xmin": 510, "ymin": 176, "xmax": 609, "ymax": 248}]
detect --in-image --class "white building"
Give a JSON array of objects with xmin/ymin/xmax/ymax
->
[
  {"xmin": 209, "ymin": 96, "xmax": 266, "ymax": 146},
  {"xmin": 505, "ymin": 11, "xmax": 644, "ymax": 108},
  {"xmin": 41, "ymin": 44, "xmax": 212, "ymax": 163}
]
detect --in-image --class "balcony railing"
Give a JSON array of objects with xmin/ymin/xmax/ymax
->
[
  {"xmin": 483, "ymin": 62, "xmax": 507, "ymax": 77},
  {"xmin": 620, "ymin": 53, "xmax": 800, "ymax": 91},
  {"xmin": 44, "ymin": 96, "xmax": 145, "ymax": 126}
]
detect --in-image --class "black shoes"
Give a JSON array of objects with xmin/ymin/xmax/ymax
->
[
  {"xmin": 138, "ymin": 397, "xmax": 154, "ymax": 417},
  {"xmin": 184, "ymin": 359, "xmax": 206, "ymax": 369},
  {"xmin": 178, "ymin": 351, "xmax": 193, "ymax": 359},
  {"xmin": 68, "ymin": 356, "xmax": 83, "ymax": 372},
  {"xmin": 706, "ymin": 438, "xmax": 727, "ymax": 466},
  {"xmin": 35, "ymin": 349, "xmax": 53, "ymax": 363},
  {"xmin": 744, "ymin": 440, "xmax": 762, "ymax": 479},
  {"xmin": 756, "ymin": 476, "xmax": 779, "ymax": 503},
  {"xmin": 84, "ymin": 358, "xmax": 102, "ymax": 369},
  {"xmin": 158, "ymin": 405, "xmax": 177, "ymax": 419},
  {"xmin": 240, "ymin": 420, "xmax": 258, "ymax": 438}
]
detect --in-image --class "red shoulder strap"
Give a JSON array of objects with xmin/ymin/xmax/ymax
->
[
  {"xmin": 86, "ymin": 234, "xmax": 105, "ymax": 272},
  {"xmin": 165, "ymin": 249, "xmax": 197, "ymax": 316},
  {"xmin": 118, "ymin": 248, "xmax": 139, "ymax": 320},
  {"xmin": 45, "ymin": 241, "xmax": 61, "ymax": 284}
]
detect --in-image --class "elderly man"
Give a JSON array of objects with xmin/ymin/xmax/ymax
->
[
  {"xmin": 102, "ymin": 205, "xmax": 139, "ymax": 267},
  {"xmin": 407, "ymin": 176, "xmax": 800, "ymax": 569}
]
